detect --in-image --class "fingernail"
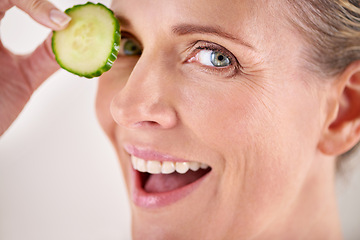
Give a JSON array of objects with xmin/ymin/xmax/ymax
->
[{"xmin": 50, "ymin": 9, "xmax": 71, "ymax": 28}]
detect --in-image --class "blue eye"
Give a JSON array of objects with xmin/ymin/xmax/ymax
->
[
  {"xmin": 186, "ymin": 41, "xmax": 241, "ymax": 78},
  {"xmin": 196, "ymin": 49, "xmax": 231, "ymax": 67},
  {"xmin": 118, "ymin": 38, "xmax": 142, "ymax": 56}
]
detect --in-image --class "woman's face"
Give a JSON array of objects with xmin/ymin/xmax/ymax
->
[{"xmin": 96, "ymin": 0, "xmax": 333, "ymax": 239}]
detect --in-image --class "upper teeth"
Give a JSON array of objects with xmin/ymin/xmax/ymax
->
[{"xmin": 131, "ymin": 155, "xmax": 209, "ymax": 174}]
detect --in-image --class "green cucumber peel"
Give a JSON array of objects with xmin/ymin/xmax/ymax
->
[{"xmin": 52, "ymin": 2, "xmax": 121, "ymax": 78}]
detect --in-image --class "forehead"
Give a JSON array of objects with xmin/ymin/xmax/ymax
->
[
  {"xmin": 110, "ymin": 0, "xmax": 285, "ymax": 37},
  {"xmin": 111, "ymin": 0, "xmax": 295, "ymax": 63}
]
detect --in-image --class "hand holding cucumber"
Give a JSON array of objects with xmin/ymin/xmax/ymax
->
[
  {"xmin": 0, "ymin": 0, "xmax": 72, "ymax": 135},
  {"xmin": 0, "ymin": 1, "xmax": 120, "ymax": 135}
]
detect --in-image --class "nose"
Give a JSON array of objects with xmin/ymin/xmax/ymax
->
[{"xmin": 110, "ymin": 58, "xmax": 178, "ymax": 130}]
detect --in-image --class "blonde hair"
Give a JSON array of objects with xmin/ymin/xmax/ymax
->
[
  {"xmin": 285, "ymin": 0, "xmax": 360, "ymax": 75},
  {"xmin": 285, "ymin": 0, "xmax": 360, "ymax": 164}
]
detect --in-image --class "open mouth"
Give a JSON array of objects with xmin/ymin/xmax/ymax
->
[{"xmin": 131, "ymin": 155, "xmax": 212, "ymax": 193}]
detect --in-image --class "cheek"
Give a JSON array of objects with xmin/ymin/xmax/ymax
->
[
  {"xmin": 186, "ymin": 78, "xmax": 321, "ymax": 165},
  {"xmin": 95, "ymin": 69, "xmax": 127, "ymax": 140},
  {"xmin": 183, "ymin": 78, "xmax": 322, "ymax": 223}
]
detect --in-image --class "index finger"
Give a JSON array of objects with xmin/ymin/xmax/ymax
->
[{"xmin": 10, "ymin": 0, "xmax": 71, "ymax": 30}]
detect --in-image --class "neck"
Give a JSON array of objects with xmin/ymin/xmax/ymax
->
[{"xmin": 258, "ymin": 155, "xmax": 343, "ymax": 240}]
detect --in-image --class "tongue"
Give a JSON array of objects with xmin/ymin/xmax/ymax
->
[{"xmin": 144, "ymin": 170, "xmax": 208, "ymax": 193}]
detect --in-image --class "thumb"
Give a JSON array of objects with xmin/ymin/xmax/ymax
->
[
  {"xmin": 19, "ymin": 34, "xmax": 60, "ymax": 91},
  {"xmin": 10, "ymin": 0, "xmax": 71, "ymax": 30}
]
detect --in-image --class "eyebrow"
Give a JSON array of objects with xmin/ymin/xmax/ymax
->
[
  {"xmin": 115, "ymin": 15, "xmax": 255, "ymax": 51},
  {"xmin": 172, "ymin": 23, "xmax": 255, "ymax": 50}
]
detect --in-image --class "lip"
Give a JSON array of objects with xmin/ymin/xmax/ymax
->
[
  {"xmin": 123, "ymin": 144, "xmax": 211, "ymax": 208},
  {"xmin": 124, "ymin": 144, "xmax": 191, "ymax": 162}
]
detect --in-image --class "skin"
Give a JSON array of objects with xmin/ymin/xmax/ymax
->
[
  {"xmin": 96, "ymin": 0, "xmax": 354, "ymax": 239},
  {"xmin": 0, "ymin": 0, "xmax": 70, "ymax": 135},
  {"xmin": 2, "ymin": 0, "xmax": 360, "ymax": 239}
]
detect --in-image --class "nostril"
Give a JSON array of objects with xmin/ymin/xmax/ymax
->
[{"xmin": 133, "ymin": 121, "xmax": 162, "ymax": 128}]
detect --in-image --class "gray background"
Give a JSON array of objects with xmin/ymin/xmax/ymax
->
[{"xmin": 0, "ymin": 1, "xmax": 359, "ymax": 239}]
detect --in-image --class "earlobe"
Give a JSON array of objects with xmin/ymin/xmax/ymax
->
[{"xmin": 318, "ymin": 61, "xmax": 360, "ymax": 156}]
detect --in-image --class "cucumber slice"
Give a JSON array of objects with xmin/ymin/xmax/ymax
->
[{"xmin": 52, "ymin": 2, "xmax": 120, "ymax": 78}]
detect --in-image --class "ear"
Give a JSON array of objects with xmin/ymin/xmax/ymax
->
[{"xmin": 318, "ymin": 61, "xmax": 360, "ymax": 156}]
